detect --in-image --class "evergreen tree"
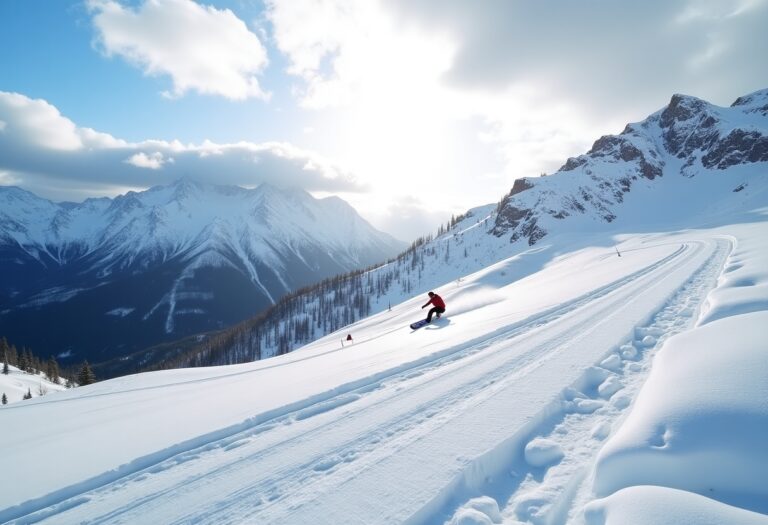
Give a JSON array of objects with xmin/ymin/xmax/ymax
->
[
  {"xmin": 32, "ymin": 354, "xmax": 42, "ymax": 374},
  {"xmin": 8, "ymin": 344, "xmax": 18, "ymax": 367},
  {"xmin": 0, "ymin": 338, "xmax": 9, "ymax": 364},
  {"xmin": 2, "ymin": 356, "xmax": 8, "ymax": 375},
  {"xmin": 23, "ymin": 388, "xmax": 32, "ymax": 400},
  {"xmin": 46, "ymin": 356, "xmax": 60, "ymax": 384},
  {"xmin": 1, "ymin": 393, "xmax": 7, "ymax": 405},
  {"xmin": 17, "ymin": 351, "xmax": 28, "ymax": 373},
  {"xmin": 77, "ymin": 360, "xmax": 96, "ymax": 386}
]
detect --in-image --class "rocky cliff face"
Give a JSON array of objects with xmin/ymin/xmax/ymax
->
[{"xmin": 492, "ymin": 88, "xmax": 768, "ymax": 245}]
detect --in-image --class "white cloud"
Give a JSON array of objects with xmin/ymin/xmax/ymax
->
[
  {"xmin": 125, "ymin": 151, "xmax": 167, "ymax": 169},
  {"xmin": 266, "ymin": 0, "xmax": 601, "ymax": 206},
  {"xmin": 87, "ymin": 0, "xmax": 269, "ymax": 100},
  {"xmin": 267, "ymin": 0, "xmax": 454, "ymax": 110},
  {"xmin": 0, "ymin": 92, "xmax": 364, "ymax": 199},
  {"xmin": 267, "ymin": 0, "xmax": 768, "ymax": 215},
  {"xmin": 0, "ymin": 170, "xmax": 22, "ymax": 186},
  {"xmin": 373, "ymin": 196, "xmax": 450, "ymax": 241},
  {"xmin": 0, "ymin": 92, "xmax": 83, "ymax": 150},
  {"xmin": 389, "ymin": 0, "xmax": 768, "ymax": 112}
]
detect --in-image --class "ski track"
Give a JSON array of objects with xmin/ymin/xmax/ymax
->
[
  {"xmin": 7, "ymin": 238, "xmax": 729, "ymax": 525},
  {"xmin": 447, "ymin": 237, "xmax": 730, "ymax": 525}
]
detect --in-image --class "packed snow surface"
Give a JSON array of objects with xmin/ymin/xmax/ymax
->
[{"xmin": 1, "ymin": 215, "xmax": 767, "ymax": 524}]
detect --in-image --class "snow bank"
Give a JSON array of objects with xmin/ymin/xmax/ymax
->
[
  {"xmin": 524, "ymin": 437, "xmax": 564, "ymax": 468},
  {"xmin": 594, "ymin": 311, "xmax": 768, "ymax": 507},
  {"xmin": 589, "ymin": 230, "xmax": 768, "ymax": 525},
  {"xmin": 700, "ymin": 227, "xmax": 768, "ymax": 325},
  {"xmin": 448, "ymin": 497, "xmax": 502, "ymax": 525},
  {"xmin": 584, "ymin": 485, "xmax": 768, "ymax": 525}
]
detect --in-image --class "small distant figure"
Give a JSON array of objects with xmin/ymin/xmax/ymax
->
[
  {"xmin": 421, "ymin": 291, "xmax": 446, "ymax": 323},
  {"xmin": 342, "ymin": 333, "xmax": 354, "ymax": 347},
  {"xmin": 346, "ymin": 334, "xmax": 353, "ymax": 343}
]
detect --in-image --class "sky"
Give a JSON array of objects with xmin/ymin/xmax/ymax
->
[{"xmin": 1, "ymin": 0, "xmax": 767, "ymax": 241}]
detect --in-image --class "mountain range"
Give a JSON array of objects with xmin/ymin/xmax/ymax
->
[{"xmin": 0, "ymin": 180, "xmax": 404, "ymax": 365}]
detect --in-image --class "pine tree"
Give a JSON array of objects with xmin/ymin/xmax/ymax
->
[
  {"xmin": 17, "ymin": 351, "xmax": 28, "ymax": 373},
  {"xmin": 2, "ymin": 356, "xmax": 8, "ymax": 375},
  {"xmin": 77, "ymin": 360, "xmax": 96, "ymax": 386},
  {"xmin": 8, "ymin": 344, "xmax": 18, "ymax": 367},
  {"xmin": 32, "ymin": 355, "xmax": 42, "ymax": 374},
  {"xmin": 1, "ymin": 393, "xmax": 7, "ymax": 405},
  {"xmin": 0, "ymin": 338, "xmax": 9, "ymax": 364},
  {"xmin": 23, "ymin": 388, "xmax": 32, "ymax": 400},
  {"xmin": 46, "ymin": 356, "xmax": 60, "ymax": 384}
]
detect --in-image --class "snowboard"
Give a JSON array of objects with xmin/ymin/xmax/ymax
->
[{"xmin": 409, "ymin": 319, "xmax": 430, "ymax": 330}]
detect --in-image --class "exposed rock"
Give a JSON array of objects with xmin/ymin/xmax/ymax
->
[
  {"xmin": 702, "ymin": 130, "xmax": 768, "ymax": 169},
  {"xmin": 509, "ymin": 177, "xmax": 535, "ymax": 197},
  {"xmin": 659, "ymin": 94, "xmax": 708, "ymax": 129},
  {"xmin": 560, "ymin": 156, "xmax": 587, "ymax": 172},
  {"xmin": 492, "ymin": 203, "xmax": 528, "ymax": 237},
  {"xmin": 731, "ymin": 89, "xmax": 768, "ymax": 116},
  {"xmin": 489, "ymin": 88, "xmax": 765, "ymax": 252}
]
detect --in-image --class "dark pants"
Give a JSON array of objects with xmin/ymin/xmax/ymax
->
[{"xmin": 427, "ymin": 307, "xmax": 445, "ymax": 322}]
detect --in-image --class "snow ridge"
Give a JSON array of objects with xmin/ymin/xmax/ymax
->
[{"xmin": 492, "ymin": 88, "xmax": 768, "ymax": 245}]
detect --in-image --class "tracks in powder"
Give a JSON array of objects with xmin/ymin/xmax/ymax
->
[{"xmin": 436, "ymin": 238, "xmax": 731, "ymax": 525}]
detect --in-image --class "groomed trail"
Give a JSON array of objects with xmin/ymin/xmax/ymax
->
[{"xmin": 3, "ymin": 236, "xmax": 729, "ymax": 525}]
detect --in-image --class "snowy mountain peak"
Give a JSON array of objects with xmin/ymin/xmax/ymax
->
[
  {"xmin": 0, "ymin": 182, "xmax": 404, "ymax": 365},
  {"xmin": 493, "ymin": 88, "xmax": 768, "ymax": 246},
  {"xmin": 659, "ymin": 93, "xmax": 711, "ymax": 128},
  {"xmin": 731, "ymin": 87, "xmax": 768, "ymax": 114}
]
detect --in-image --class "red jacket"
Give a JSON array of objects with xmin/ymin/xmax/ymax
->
[{"xmin": 423, "ymin": 294, "xmax": 445, "ymax": 309}]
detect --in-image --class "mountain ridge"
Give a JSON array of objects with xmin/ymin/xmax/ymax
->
[
  {"xmin": 491, "ymin": 88, "xmax": 768, "ymax": 245},
  {"xmin": 0, "ymin": 180, "xmax": 404, "ymax": 366}
]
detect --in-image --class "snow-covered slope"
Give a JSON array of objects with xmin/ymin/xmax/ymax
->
[
  {"xmin": 0, "ymin": 180, "xmax": 404, "ymax": 368},
  {"xmin": 0, "ymin": 219, "xmax": 766, "ymax": 524},
  {"xmin": 0, "ymin": 365, "xmax": 67, "ymax": 405},
  {"xmin": 165, "ymin": 88, "xmax": 768, "ymax": 369}
]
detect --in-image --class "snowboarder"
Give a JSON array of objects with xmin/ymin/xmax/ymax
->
[{"xmin": 421, "ymin": 291, "xmax": 446, "ymax": 323}]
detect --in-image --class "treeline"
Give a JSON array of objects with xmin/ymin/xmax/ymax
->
[
  {"xmin": 147, "ymin": 217, "xmax": 477, "ymax": 371},
  {"xmin": 1, "ymin": 337, "xmax": 64, "ymax": 385},
  {"xmin": 1, "ymin": 337, "xmax": 98, "ymax": 405},
  {"xmin": 150, "ymin": 263, "xmax": 386, "ymax": 369}
]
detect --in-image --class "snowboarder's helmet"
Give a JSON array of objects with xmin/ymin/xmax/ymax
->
[{"xmin": 428, "ymin": 291, "xmax": 434, "ymax": 296}]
